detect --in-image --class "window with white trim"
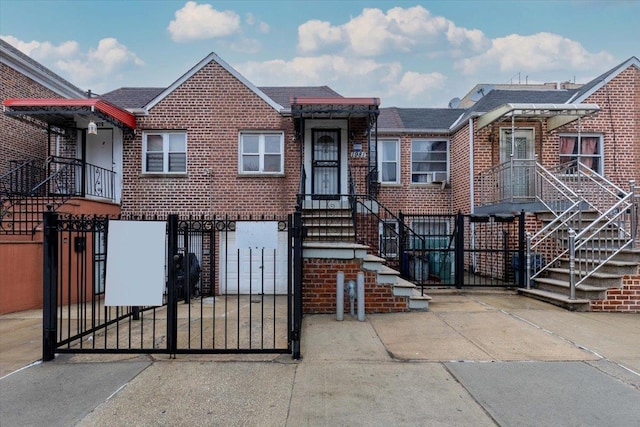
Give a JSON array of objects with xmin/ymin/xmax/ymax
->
[
  {"xmin": 239, "ymin": 132, "xmax": 284, "ymax": 174},
  {"xmin": 559, "ymin": 134, "xmax": 603, "ymax": 174},
  {"xmin": 411, "ymin": 139, "xmax": 448, "ymax": 183},
  {"xmin": 379, "ymin": 139, "xmax": 400, "ymax": 184},
  {"xmin": 143, "ymin": 132, "xmax": 186, "ymax": 173}
]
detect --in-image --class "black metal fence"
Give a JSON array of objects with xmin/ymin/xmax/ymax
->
[{"xmin": 43, "ymin": 211, "xmax": 303, "ymax": 360}]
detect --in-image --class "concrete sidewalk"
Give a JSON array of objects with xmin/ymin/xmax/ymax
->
[{"xmin": 1, "ymin": 292, "xmax": 639, "ymax": 426}]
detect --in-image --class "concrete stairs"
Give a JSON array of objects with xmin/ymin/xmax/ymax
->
[
  {"xmin": 362, "ymin": 254, "xmax": 431, "ymax": 311},
  {"xmin": 518, "ymin": 209, "xmax": 640, "ymax": 311},
  {"xmin": 303, "ymin": 241, "xmax": 431, "ymax": 311},
  {"xmin": 301, "ymin": 200, "xmax": 354, "ymax": 242}
]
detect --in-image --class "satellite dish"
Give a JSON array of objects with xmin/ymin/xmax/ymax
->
[
  {"xmin": 448, "ymin": 97, "xmax": 461, "ymax": 109},
  {"xmin": 469, "ymin": 85, "xmax": 494, "ymax": 102}
]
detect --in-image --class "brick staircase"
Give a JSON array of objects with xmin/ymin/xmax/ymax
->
[{"xmin": 301, "ymin": 200, "xmax": 430, "ymax": 311}]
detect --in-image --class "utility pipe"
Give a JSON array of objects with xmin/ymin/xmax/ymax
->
[
  {"xmin": 356, "ymin": 272, "xmax": 365, "ymax": 321},
  {"xmin": 336, "ymin": 271, "xmax": 344, "ymax": 321}
]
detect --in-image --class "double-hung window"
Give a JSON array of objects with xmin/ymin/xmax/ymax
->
[
  {"xmin": 411, "ymin": 139, "xmax": 448, "ymax": 183},
  {"xmin": 239, "ymin": 132, "xmax": 284, "ymax": 174},
  {"xmin": 379, "ymin": 139, "xmax": 400, "ymax": 184},
  {"xmin": 143, "ymin": 132, "xmax": 187, "ymax": 173},
  {"xmin": 559, "ymin": 134, "xmax": 603, "ymax": 174}
]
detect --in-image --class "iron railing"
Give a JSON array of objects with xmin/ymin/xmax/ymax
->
[
  {"xmin": 43, "ymin": 211, "xmax": 302, "ymax": 359},
  {"xmin": 1, "ymin": 156, "xmax": 117, "ymax": 235}
]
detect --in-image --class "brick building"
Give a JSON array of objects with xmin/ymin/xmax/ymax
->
[{"xmin": 2, "ymin": 44, "xmax": 638, "ymax": 314}]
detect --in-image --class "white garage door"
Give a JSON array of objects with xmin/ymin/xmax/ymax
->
[{"xmin": 219, "ymin": 222, "xmax": 289, "ymax": 295}]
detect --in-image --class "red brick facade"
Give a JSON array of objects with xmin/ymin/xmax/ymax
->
[
  {"xmin": 302, "ymin": 258, "xmax": 409, "ymax": 314},
  {"xmin": 590, "ymin": 274, "xmax": 640, "ymax": 312},
  {"xmin": 0, "ymin": 63, "xmax": 58, "ymax": 172},
  {"xmin": 120, "ymin": 60, "xmax": 299, "ymax": 216}
]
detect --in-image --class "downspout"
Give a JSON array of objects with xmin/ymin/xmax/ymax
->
[
  {"xmin": 469, "ymin": 118, "xmax": 477, "ymax": 273},
  {"xmin": 469, "ymin": 118, "xmax": 475, "ymax": 214}
]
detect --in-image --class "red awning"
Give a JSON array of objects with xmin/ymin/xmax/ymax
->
[
  {"xmin": 2, "ymin": 98, "xmax": 136, "ymax": 130},
  {"xmin": 290, "ymin": 97, "xmax": 380, "ymax": 118}
]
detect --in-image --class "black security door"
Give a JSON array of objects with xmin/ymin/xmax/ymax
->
[{"xmin": 312, "ymin": 129, "xmax": 340, "ymax": 199}]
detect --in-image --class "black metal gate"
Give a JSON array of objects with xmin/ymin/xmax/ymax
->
[
  {"xmin": 43, "ymin": 211, "xmax": 303, "ymax": 361},
  {"xmin": 400, "ymin": 211, "xmax": 525, "ymax": 290}
]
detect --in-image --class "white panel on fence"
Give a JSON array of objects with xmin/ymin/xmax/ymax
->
[
  {"xmin": 236, "ymin": 221, "xmax": 278, "ymax": 249},
  {"xmin": 105, "ymin": 220, "xmax": 166, "ymax": 306},
  {"xmin": 219, "ymin": 223, "xmax": 288, "ymax": 295}
]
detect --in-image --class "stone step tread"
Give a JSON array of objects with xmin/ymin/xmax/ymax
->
[
  {"xmin": 558, "ymin": 257, "xmax": 639, "ymax": 267},
  {"xmin": 394, "ymin": 277, "xmax": 416, "ymax": 289},
  {"xmin": 302, "ymin": 241, "xmax": 369, "ymax": 250},
  {"xmin": 533, "ymin": 277, "xmax": 609, "ymax": 291},
  {"xmin": 378, "ymin": 265, "xmax": 401, "ymax": 276},
  {"xmin": 410, "ymin": 289, "xmax": 432, "ymax": 300},
  {"xmin": 519, "ymin": 288, "xmax": 591, "ymax": 304},
  {"xmin": 546, "ymin": 267, "xmax": 622, "ymax": 279},
  {"xmin": 363, "ymin": 254, "xmax": 385, "ymax": 263}
]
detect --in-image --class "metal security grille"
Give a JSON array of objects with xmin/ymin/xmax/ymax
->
[
  {"xmin": 42, "ymin": 212, "xmax": 303, "ymax": 360},
  {"xmin": 398, "ymin": 212, "xmax": 526, "ymax": 291}
]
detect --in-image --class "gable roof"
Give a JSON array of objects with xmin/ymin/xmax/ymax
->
[
  {"xmin": 378, "ymin": 107, "xmax": 466, "ymax": 133},
  {"xmin": 144, "ymin": 52, "xmax": 283, "ymax": 112},
  {"xmin": 100, "ymin": 87, "xmax": 165, "ymax": 110},
  {"xmin": 0, "ymin": 38, "xmax": 85, "ymax": 98},
  {"xmin": 259, "ymin": 86, "xmax": 342, "ymax": 109},
  {"xmin": 568, "ymin": 56, "xmax": 640, "ymax": 103}
]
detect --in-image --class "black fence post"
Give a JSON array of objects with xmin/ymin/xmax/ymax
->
[
  {"xmin": 292, "ymin": 210, "xmax": 303, "ymax": 360},
  {"xmin": 398, "ymin": 211, "xmax": 406, "ymax": 277},
  {"xmin": 42, "ymin": 210, "xmax": 58, "ymax": 361},
  {"xmin": 455, "ymin": 212, "xmax": 464, "ymax": 289},
  {"xmin": 166, "ymin": 214, "xmax": 179, "ymax": 356},
  {"xmin": 518, "ymin": 210, "xmax": 526, "ymax": 288}
]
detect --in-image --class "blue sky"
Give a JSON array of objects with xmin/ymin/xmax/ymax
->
[{"xmin": 1, "ymin": 0, "xmax": 638, "ymax": 107}]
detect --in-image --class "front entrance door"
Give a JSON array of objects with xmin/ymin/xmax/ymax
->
[
  {"xmin": 312, "ymin": 129, "xmax": 340, "ymax": 199},
  {"xmin": 85, "ymin": 128, "xmax": 114, "ymax": 199},
  {"xmin": 500, "ymin": 128, "xmax": 534, "ymax": 199}
]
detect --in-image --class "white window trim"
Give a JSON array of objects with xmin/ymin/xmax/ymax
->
[
  {"xmin": 558, "ymin": 133, "xmax": 604, "ymax": 174},
  {"xmin": 378, "ymin": 139, "xmax": 401, "ymax": 185},
  {"xmin": 142, "ymin": 131, "xmax": 187, "ymax": 174},
  {"xmin": 238, "ymin": 131, "xmax": 285, "ymax": 175},
  {"xmin": 410, "ymin": 138, "xmax": 449, "ymax": 184}
]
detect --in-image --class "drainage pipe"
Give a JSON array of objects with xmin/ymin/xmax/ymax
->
[
  {"xmin": 357, "ymin": 272, "xmax": 365, "ymax": 321},
  {"xmin": 336, "ymin": 271, "xmax": 344, "ymax": 321}
]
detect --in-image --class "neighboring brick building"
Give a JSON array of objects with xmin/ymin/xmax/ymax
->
[{"xmin": 0, "ymin": 39, "xmax": 85, "ymax": 173}]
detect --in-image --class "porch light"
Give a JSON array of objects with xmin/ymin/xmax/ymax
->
[{"xmin": 88, "ymin": 120, "xmax": 98, "ymax": 135}]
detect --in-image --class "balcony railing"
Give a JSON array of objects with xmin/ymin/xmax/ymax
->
[{"xmin": 1, "ymin": 156, "xmax": 117, "ymax": 235}]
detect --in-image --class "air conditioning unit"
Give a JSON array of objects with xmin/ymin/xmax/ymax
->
[{"xmin": 430, "ymin": 172, "xmax": 448, "ymax": 183}]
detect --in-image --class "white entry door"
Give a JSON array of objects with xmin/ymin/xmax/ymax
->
[
  {"xmin": 219, "ymin": 222, "xmax": 289, "ymax": 295},
  {"xmin": 500, "ymin": 128, "xmax": 534, "ymax": 199},
  {"xmin": 85, "ymin": 128, "xmax": 114, "ymax": 199}
]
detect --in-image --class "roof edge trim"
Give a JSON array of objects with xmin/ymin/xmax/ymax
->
[{"xmin": 144, "ymin": 52, "xmax": 283, "ymax": 112}]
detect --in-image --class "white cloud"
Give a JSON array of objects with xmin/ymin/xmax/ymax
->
[
  {"xmin": 2, "ymin": 35, "xmax": 143, "ymax": 92},
  {"xmin": 1, "ymin": 35, "xmax": 79, "ymax": 60},
  {"xmin": 298, "ymin": 20, "xmax": 344, "ymax": 53},
  {"xmin": 246, "ymin": 12, "xmax": 270, "ymax": 34},
  {"xmin": 457, "ymin": 32, "xmax": 614, "ymax": 75},
  {"xmin": 297, "ymin": 6, "xmax": 488, "ymax": 57},
  {"xmin": 237, "ymin": 55, "xmax": 445, "ymax": 107},
  {"xmin": 168, "ymin": 1, "xmax": 240, "ymax": 42}
]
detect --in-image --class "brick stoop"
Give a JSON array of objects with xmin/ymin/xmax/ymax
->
[{"xmin": 301, "ymin": 242, "xmax": 431, "ymax": 314}]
